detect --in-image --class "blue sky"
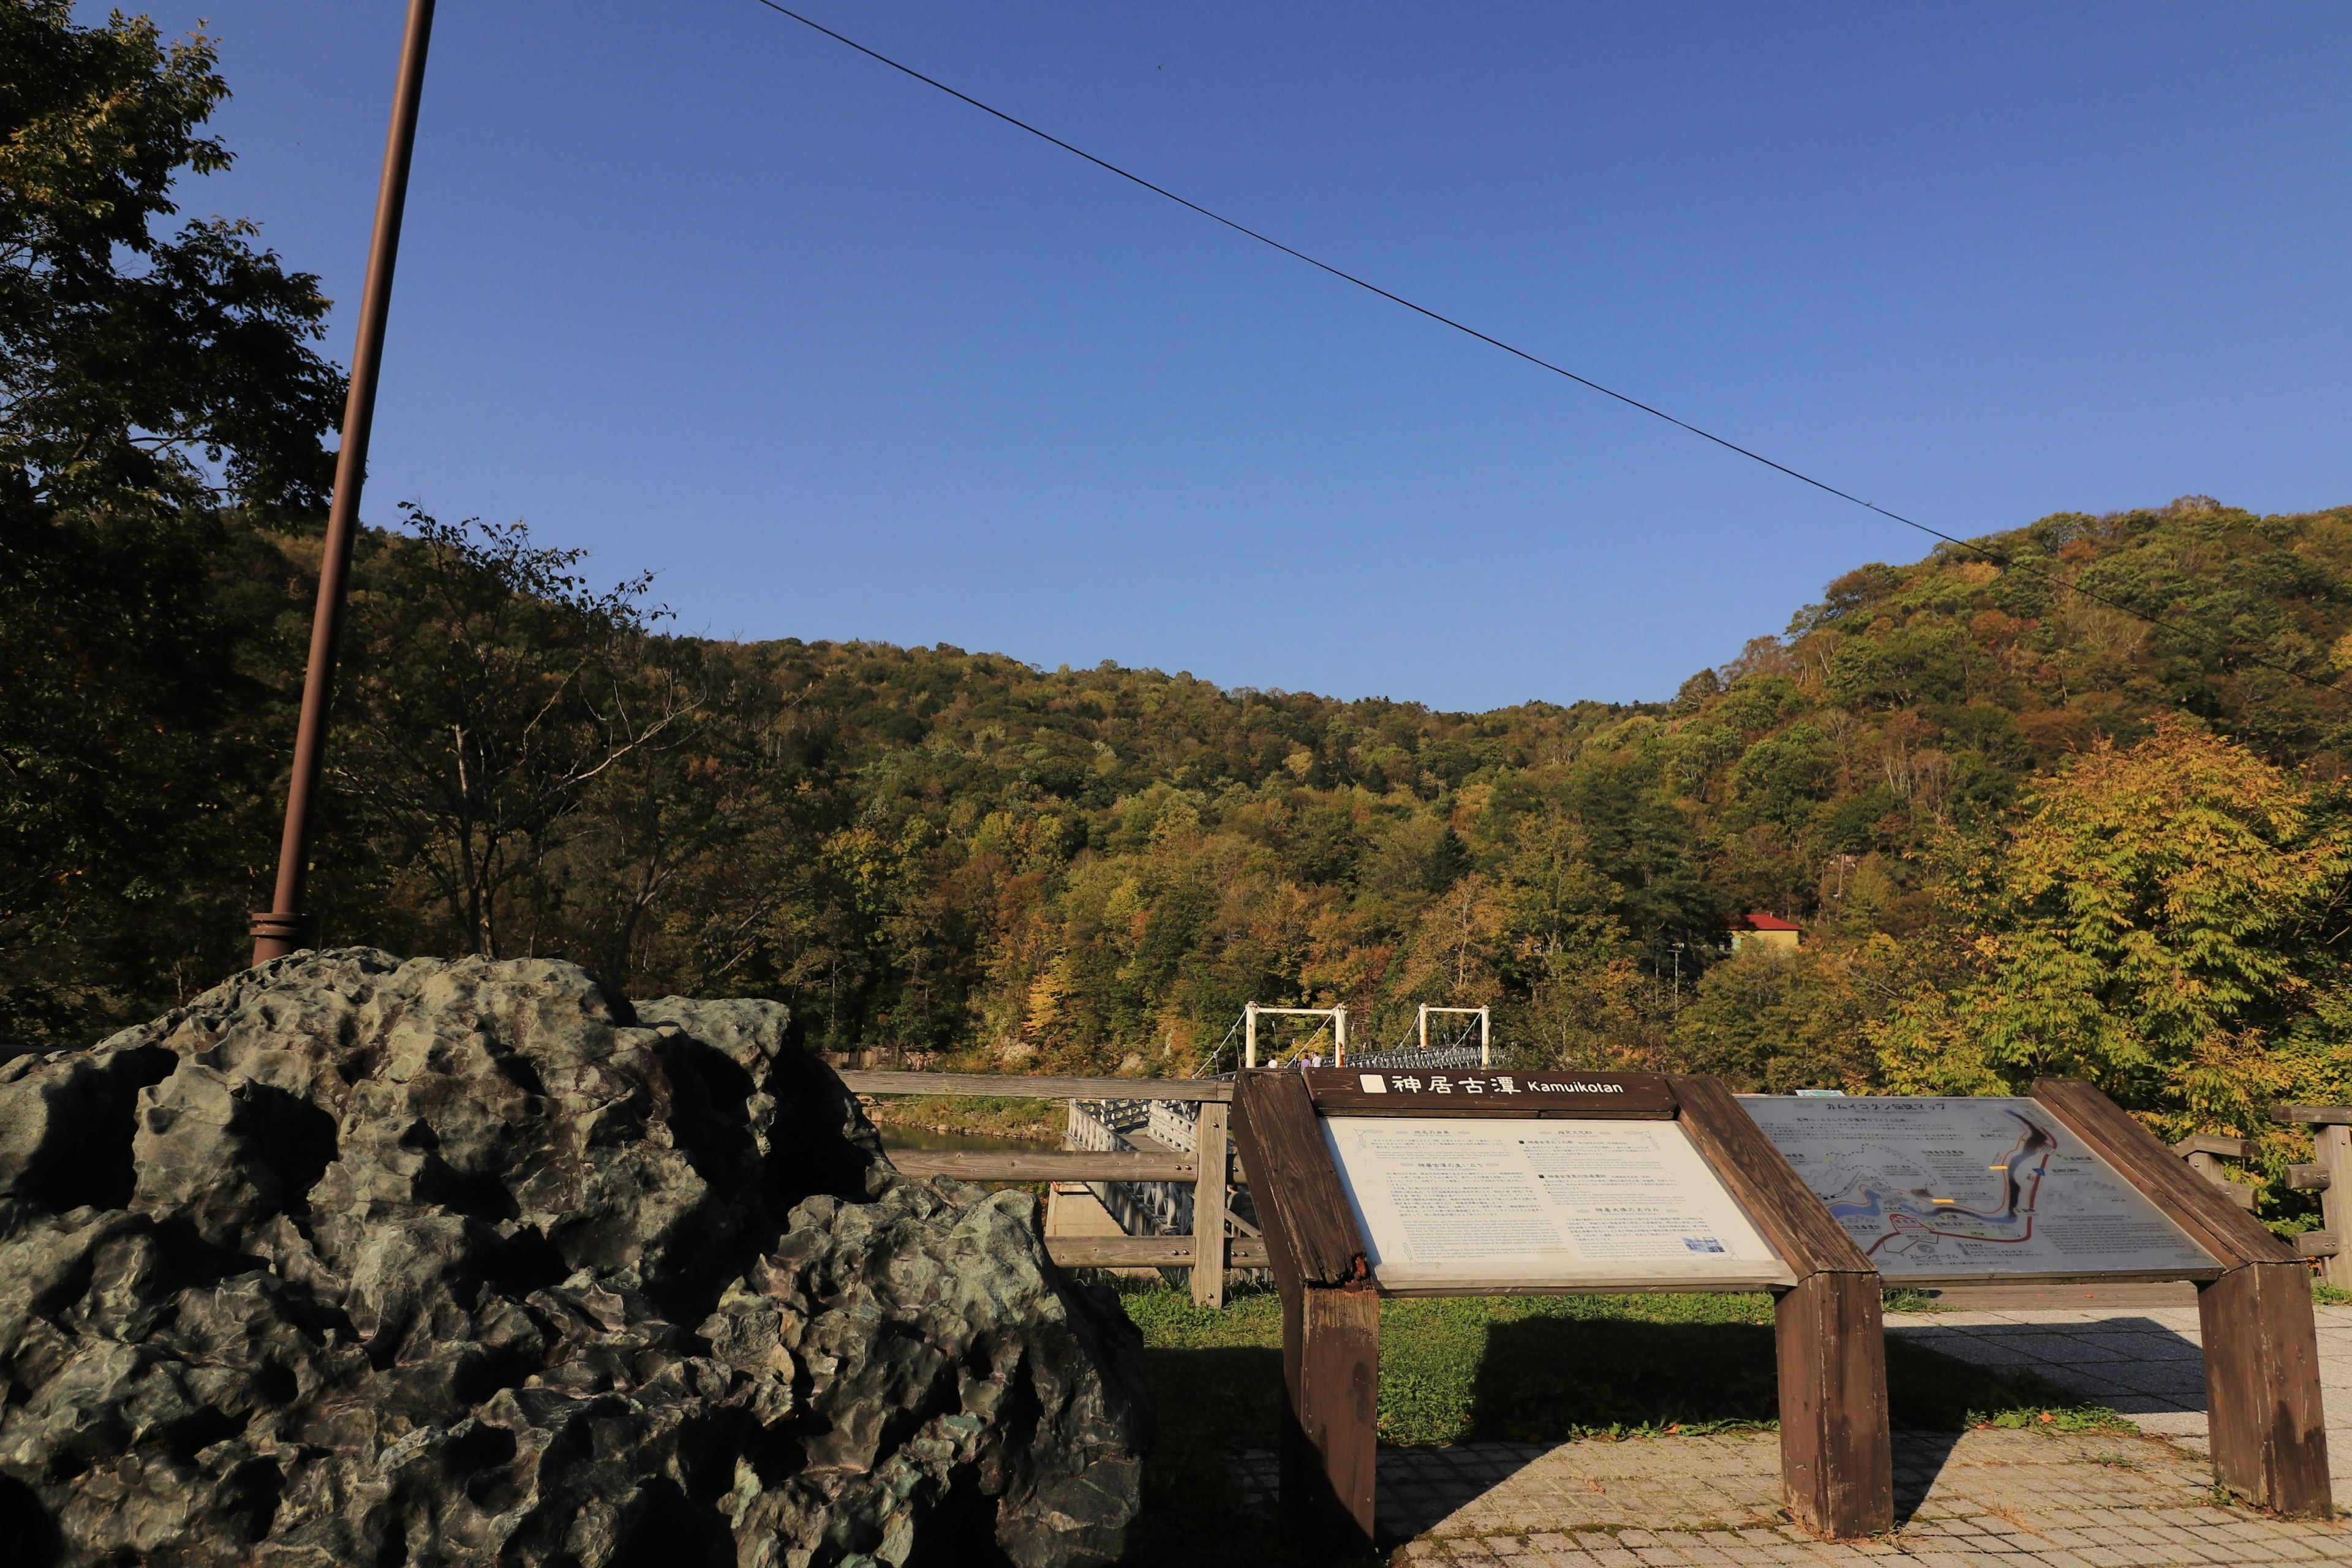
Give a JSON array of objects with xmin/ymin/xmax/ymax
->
[{"xmin": 111, "ymin": 2, "xmax": 2352, "ymax": 710}]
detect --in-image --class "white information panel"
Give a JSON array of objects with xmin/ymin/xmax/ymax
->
[
  {"xmin": 1741, "ymin": 1096, "xmax": 2219, "ymax": 1282},
  {"xmin": 1321, "ymin": 1116, "xmax": 1794, "ymax": 1292}
]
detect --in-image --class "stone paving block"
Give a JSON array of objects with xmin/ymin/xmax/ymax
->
[
  {"xmin": 2106, "ymin": 1331, "xmax": 2206, "ymax": 1363},
  {"xmin": 1327, "ymin": 1326, "xmax": 2352, "ymax": 1563},
  {"xmin": 2101, "ymin": 1366, "xmax": 2210, "ymax": 1396}
]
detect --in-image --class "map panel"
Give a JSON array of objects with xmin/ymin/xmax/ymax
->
[
  {"xmin": 1740, "ymin": 1096, "xmax": 2220, "ymax": 1281},
  {"xmin": 1321, "ymin": 1116, "xmax": 1793, "ymax": 1292}
]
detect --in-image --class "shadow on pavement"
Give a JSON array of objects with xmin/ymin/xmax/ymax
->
[
  {"xmin": 1887, "ymin": 1314, "xmax": 2208, "ymax": 1418},
  {"xmin": 1890, "ymin": 1428, "xmax": 1967, "ymax": 1526}
]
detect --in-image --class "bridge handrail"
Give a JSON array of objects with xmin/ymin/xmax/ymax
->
[
  {"xmin": 841, "ymin": 1069, "xmax": 1231, "ymax": 1101},
  {"xmin": 845, "ymin": 1066, "xmax": 1245, "ymax": 1303}
]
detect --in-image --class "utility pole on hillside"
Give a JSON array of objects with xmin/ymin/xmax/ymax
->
[{"xmin": 250, "ymin": 0, "xmax": 437, "ymax": 967}]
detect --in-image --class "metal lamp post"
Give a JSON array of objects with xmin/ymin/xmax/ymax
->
[{"xmin": 250, "ymin": 0, "xmax": 437, "ymax": 966}]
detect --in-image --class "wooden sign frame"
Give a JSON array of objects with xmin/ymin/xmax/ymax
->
[
  {"xmin": 1233, "ymin": 1068, "xmax": 2334, "ymax": 1558},
  {"xmin": 2028, "ymin": 1079, "xmax": 2331, "ymax": 1517},
  {"xmin": 1231, "ymin": 1067, "xmax": 1896, "ymax": 1551}
]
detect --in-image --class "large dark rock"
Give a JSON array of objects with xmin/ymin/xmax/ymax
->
[{"xmin": 0, "ymin": 951, "xmax": 1149, "ymax": 1567}]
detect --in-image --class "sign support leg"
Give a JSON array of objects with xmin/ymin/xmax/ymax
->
[
  {"xmin": 2197, "ymin": 1261, "xmax": 2333, "ymax": 1516},
  {"xmin": 1281, "ymin": 1283, "xmax": 1380, "ymax": 1553},
  {"xmin": 1773, "ymin": 1271, "xmax": 1894, "ymax": 1537}
]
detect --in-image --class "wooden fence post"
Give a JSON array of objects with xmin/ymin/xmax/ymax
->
[
  {"xmin": 2274, "ymin": 1106, "xmax": 2350, "ymax": 1287},
  {"xmin": 1193, "ymin": 1099, "xmax": 1230, "ymax": 1308},
  {"xmin": 2320, "ymin": 1122, "xmax": 2352, "ymax": 1291}
]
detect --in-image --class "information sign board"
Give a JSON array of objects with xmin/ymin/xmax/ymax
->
[
  {"xmin": 1322, "ymin": 1115, "xmax": 1793, "ymax": 1291},
  {"xmin": 1314, "ymin": 1068, "xmax": 1678, "ymax": 1118},
  {"xmin": 1741, "ymin": 1095, "xmax": 2220, "ymax": 1282}
]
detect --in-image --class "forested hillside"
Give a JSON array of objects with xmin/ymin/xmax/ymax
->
[
  {"xmin": 18, "ymin": 496, "xmax": 2352, "ymax": 1144},
  {"xmin": 5, "ymin": 6, "xmax": 2348, "ymax": 1219}
]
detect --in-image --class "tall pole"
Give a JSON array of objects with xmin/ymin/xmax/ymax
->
[{"xmin": 251, "ymin": 0, "xmax": 438, "ymax": 966}]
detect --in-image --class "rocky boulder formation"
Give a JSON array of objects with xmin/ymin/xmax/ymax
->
[{"xmin": 0, "ymin": 950, "xmax": 1150, "ymax": 1567}]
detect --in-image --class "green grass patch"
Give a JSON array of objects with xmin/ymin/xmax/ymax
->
[
  {"xmin": 1880, "ymin": 1286, "xmax": 1946, "ymax": 1313},
  {"xmin": 1113, "ymin": 1283, "xmax": 1292, "ymax": 1568},
  {"xmin": 1374, "ymin": 1291, "xmax": 1781, "ymax": 1442},
  {"xmin": 1109, "ymin": 1281, "xmax": 2131, "ymax": 1566},
  {"xmin": 2316, "ymin": 1282, "xmax": 2352, "ymax": 1306}
]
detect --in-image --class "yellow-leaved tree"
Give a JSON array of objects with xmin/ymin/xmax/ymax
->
[{"xmin": 1875, "ymin": 719, "xmax": 2351, "ymax": 1144}]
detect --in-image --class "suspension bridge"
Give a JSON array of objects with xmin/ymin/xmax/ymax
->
[{"xmin": 1051, "ymin": 1000, "xmax": 1504, "ymax": 1269}]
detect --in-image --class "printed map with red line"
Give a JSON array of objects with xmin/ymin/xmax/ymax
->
[{"xmin": 1740, "ymin": 1096, "xmax": 2219, "ymax": 1280}]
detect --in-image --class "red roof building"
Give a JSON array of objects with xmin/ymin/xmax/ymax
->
[{"xmin": 1729, "ymin": 912, "xmax": 1801, "ymax": 952}]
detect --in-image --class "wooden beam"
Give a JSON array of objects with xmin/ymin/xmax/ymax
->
[
  {"xmin": 2172, "ymin": 1133, "xmax": 2253, "ymax": 1160},
  {"xmin": 1045, "ymin": 1235, "xmax": 1269, "ymax": 1268},
  {"xmin": 1281, "ymin": 1283, "xmax": 1379, "ymax": 1554},
  {"xmin": 2285, "ymin": 1164, "xmax": 2331, "ymax": 1191},
  {"xmin": 1193, "ymin": 1099, "xmax": 1231, "ymax": 1308},
  {"xmin": 843, "ymin": 1069, "xmax": 1232, "ymax": 1101},
  {"xmin": 2272, "ymin": 1104, "xmax": 2352, "ymax": 1126},
  {"xmin": 2034, "ymin": 1080, "xmax": 2329, "ymax": 1516},
  {"xmin": 889, "ymin": 1150, "xmax": 1201, "ymax": 1182},
  {"xmin": 2198, "ymin": 1261, "xmax": 2335, "ymax": 1517},
  {"xmin": 2029, "ymin": 1079, "xmax": 2295, "ymax": 1267},
  {"xmin": 1235, "ymin": 1069, "xmax": 1381, "ymax": 1554},
  {"xmin": 1672, "ymin": 1075, "xmax": 1891, "ymax": 1539},
  {"xmin": 2173, "ymin": 1137, "xmax": 2261, "ymax": 1210},
  {"xmin": 2295, "ymin": 1232, "xmax": 2340, "ymax": 1259},
  {"xmin": 1670, "ymin": 1076, "xmax": 1875, "ymax": 1276},
  {"xmin": 2210, "ymin": 1181, "xmax": 2260, "ymax": 1212},
  {"xmin": 2316, "ymin": 1125, "xmax": 2352, "ymax": 1290},
  {"xmin": 1776, "ymin": 1271, "xmax": 1896, "ymax": 1539},
  {"xmin": 1233, "ymin": 1071, "xmax": 1370, "ymax": 1289}
]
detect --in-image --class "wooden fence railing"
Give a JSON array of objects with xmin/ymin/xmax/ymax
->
[
  {"xmin": 845, "ymin": 1070, "xmax": 1264, "ymax": 1306},
  {"xmin": 2273, "ymin": 1104, "xmax": 2351, "ymax": 1288},
  {"xmin": 2171, "ymin": 1107, "xmax": 2350, "ymax": 1288}
]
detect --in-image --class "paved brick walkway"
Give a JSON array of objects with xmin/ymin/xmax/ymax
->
[
  {"xmin": 1883, "ymin": 1298, "xmax": 2352, "ymax": 1507},
  {"xmin": 1343, "ymin": 1428, "xmax": 2352, "ymax": 1562},
  {"xmin": 1231, "ymin": 1298, "xmax": 2352, "ymax": 1562}
]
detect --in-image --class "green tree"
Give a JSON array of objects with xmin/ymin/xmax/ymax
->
[
  {"xmin": 1875, "ymin": 720, "xmax": 2351, "ymax": 1134},
  {"xmin": 0, "ymin": 3, "xmax": 340, "ymax": 1042},
  {"xmin": 0, "ymin": 4, "xmax": 339, "ymax": 512},
  {"xmin": 330, "ymin": 510, "xmax": 683, "ymax": 957}
]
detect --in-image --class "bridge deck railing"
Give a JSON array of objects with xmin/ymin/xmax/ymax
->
[{"xmin": 842, "ymin": 1069, "xmax": 1262, "ymax": 1305}]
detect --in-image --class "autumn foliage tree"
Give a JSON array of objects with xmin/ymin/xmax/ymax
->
[
  {"xmin": 1874, "ymin": 719, "xmax": 2352, "ymax": 1136},
  {"xmin": 10, "ymin": 9, "xmax": 2352, "ymax": 1232}
]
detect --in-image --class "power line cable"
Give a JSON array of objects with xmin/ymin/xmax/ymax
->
[{"xmin": 746, "ymin": 1, "xmax": 2342, "ymax": 698}]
